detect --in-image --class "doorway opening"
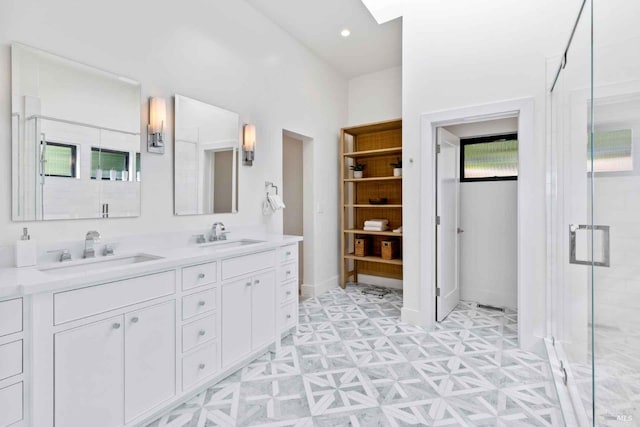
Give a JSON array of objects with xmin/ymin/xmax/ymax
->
[
  {"xmin": 436, "ymin": 118, "xmax": 519, "ymax": 322},
  {"xmin": 282, "ymin": 130, "xmax": 312, "ymax": 295}
]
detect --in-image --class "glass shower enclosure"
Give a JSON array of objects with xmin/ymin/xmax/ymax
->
[{"xmin": 548, "ymin": 0, "xmax": 640, "ymax": 425}]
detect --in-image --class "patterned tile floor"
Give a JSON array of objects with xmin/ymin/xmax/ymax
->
[
  {"xmin": 571, "ymin": 326, "xmax": 640, "ymax": 426},
  {"xmin": 147, "ymin": 285, "xmax": 563, "ymax": 426}
]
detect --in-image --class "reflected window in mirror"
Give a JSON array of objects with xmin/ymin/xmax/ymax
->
[
  {"xmin": 91, "ymin": 148, "xmax": 130, "ymax": 181},
  {"xmin": 43, "ymin": 142, "xmax": 77, "ymax": 178}
]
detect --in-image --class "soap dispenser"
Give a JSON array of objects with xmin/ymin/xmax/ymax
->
[{"xmin": 15, "ymin": 227, "xmax": 37, "ymax": 267}]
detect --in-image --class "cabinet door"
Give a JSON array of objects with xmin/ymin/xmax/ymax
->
[
  {"xmin": 55, "ymin": 315, "xmax": 124, "ymax": 427},
  {"xmin": 124, "ymin": 301, "xmax": 176, "ymax": 422},
  {"xmin": 222, "ymin": 278, "xmax": 252, "ymax": 367},
  {"xmin": 251, "ymin": 271, "xmax": 276, "ymax": 350}
]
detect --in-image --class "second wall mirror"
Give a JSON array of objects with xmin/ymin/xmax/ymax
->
[{"xmin": 174, "ymin": 95, "xmax": 239, "ymax": 215}]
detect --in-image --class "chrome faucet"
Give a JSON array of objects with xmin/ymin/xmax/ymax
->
[
  {"xmin": 83, "ymin": 230, "xmax": 101, "ymax": 258},
  {"xmin": 209, "ymin": 222, "xmax": 228, "ymax": 241}
]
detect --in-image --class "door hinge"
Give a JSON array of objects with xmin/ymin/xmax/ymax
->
[
  {"xmin": 436, "ymin": 144, "xmax": 441, "ymax": 154},
  {"xmin": 436, "ymin": 288, "xmax": 441, "ymax": 297},
  {"xmin": 436, "ymin": 216, "xmax": 441, "ymax": 225}
]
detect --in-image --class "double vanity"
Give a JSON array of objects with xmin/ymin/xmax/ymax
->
[{"xmin": 0, "ymin": 231, "xmax": 301, "ymax": 427}]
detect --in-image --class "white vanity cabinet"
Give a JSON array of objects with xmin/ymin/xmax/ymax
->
[
  {"xmin": 221, "ymin": 251, "xmax": 277, "ymax": 368},
  {"xmin": 24, "ymin": 238, "xmax": 300, "ymax": 427},
  {"xmin": 0, "ymin": 297, "xmax": 25, "ymax": 427}
]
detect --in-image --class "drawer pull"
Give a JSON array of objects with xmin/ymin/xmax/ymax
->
[
  {"xmin": 286, "ymin": 291, "xmax": 292, "ymax": 295},
  {"xmin": 198, "ymin": 300, "xmax": 206, "ymax": 307},
  {"xmin": 198, "ymin": 330, "xmax": 206, "ymax": 336},
  {"xmin": 112, "ymin": 322, "xmax": 121, "ymax": 329},
  {"xmin": 198, "ymin": 273, "xmax": 206, "ymax": 279},
  {"xmin": 131, "ymin": 316, "xmax": 139, "ymax": 323},
  {"xmin": 286, "ymin": 314, "xmax": 292, "ymax": 319},
  {"xmin": 286, "ymin": 251, "xmax": 292, "ymax": 256},
  {"xmin": 199, "ymin": 363, "xmax": 206, "ymax": 370}
]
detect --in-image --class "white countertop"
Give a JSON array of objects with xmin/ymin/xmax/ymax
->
[{"xmin": 0, "ymin": 233, "xmax": 302, "ymax": 299}]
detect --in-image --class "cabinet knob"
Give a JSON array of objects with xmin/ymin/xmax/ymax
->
[
  {"xmin": 198, "ymin": 300, "xmax": 206, "ymax": 306},
  {"xmin": 286, "ymin": 314, "xmax": 292, "ymax": 319},
  {"xmin": 131, "ymin": 317, "xmax": 139, "ymax": 323},
  {"xmin": 198, "ymin": 273, "xmax": 205, "ymax": 279},
  {"xmin": 286, "ymin": 251, "xmax": 292, "ymax": 256},
  {"xmin": 112, "ymin": 322, "xmax": 121, "ymax": 329},
  {"xmin": 254, "ymin": 279, "xmax": 260, "ymax": 285},
  {"xmin": 286, "ymin": 291, "xmax": 292, "ymax": 295},
  {"xmin": 246, "ymin": 282, "xmax": 252, "ymax": 287},
  {"xmin": 286, "ymin": 270, "xmax": 292, "ymax": 275},
  {"xmin": 198, "ymin": 330, "xmax": 206, "ymax": 336},
  {"xmin": 199, "ymin": 363, "xmax": 206, "ymax": 370}
]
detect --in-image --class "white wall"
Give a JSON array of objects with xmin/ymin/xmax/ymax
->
[
  {"xmin": 401, "ymin": 0, "xmax": 578, "ymax": 351},
  {"xmin": 460, "ymin": 181, "xmax": 517, "ymax": 309},
  {"xmin": 0, "ymin": 0, "xmax": 347, "ymax": 294},
  {"xmin": 348, "ymin": 66, "xmax": 402, "ymax": 126}
]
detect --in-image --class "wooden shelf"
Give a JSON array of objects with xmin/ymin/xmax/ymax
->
[
  {"xmin": 342, "ymin": 147, "xmax": 402, "ymax": 159},
  {"xmin": 344, "ymin": 229, "xmax": 403, "ymax": 237},
  {"xmin": 340, "ymin": 119, "xmax": 403, "ymax": 287},
  {"xmin": 344, "ymin": 254, "xmax": 403, "ymax": 266},
  {"xmin": 344, "ymin": 204, "xmax": 403, "ymax": 208},
  {"xmin": 344, "ymin": 176, "xmax": 402, "ymax": 183}
]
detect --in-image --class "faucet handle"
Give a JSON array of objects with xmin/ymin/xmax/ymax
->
[
  {"xmin": 103, "ymin": 245, "xmax": 115, "ymax": 256},
  {"xmin": 47, "ymin": 248, "xmax": 72, "ymax": 262},
  {"xmin": 193, "ymin": 234, "xmax": 206, "ymax": 244}
]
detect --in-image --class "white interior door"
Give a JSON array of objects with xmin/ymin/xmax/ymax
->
[{"xmin": 436, "ymin": 128, "xmax": 461, "ymax": 321}]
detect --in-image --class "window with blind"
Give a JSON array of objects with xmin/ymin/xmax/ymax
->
[
  {"xmin": 44, "ymin": 142, "xmax": 77, "ymax": 178},
  {"xmin": 589, "ymin": 129, "xmax": 633, "ymax": 173},
  {"xmin": 461, "ymin": 133, "xmax": 518, "ymax": 181}
]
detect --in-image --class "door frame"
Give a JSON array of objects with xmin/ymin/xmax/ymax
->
[{"xmin": 420, "ymin": 98, "xmax": 536, "ymax": 350}]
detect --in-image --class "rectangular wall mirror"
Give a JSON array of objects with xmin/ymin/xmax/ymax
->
[
  {"xmin": 174, "ymin": 94, "xmax": 239, "ymax": 215},
  {"xmin": 11, "ymin": 43, "xmax": 142, "ymax": 221}
]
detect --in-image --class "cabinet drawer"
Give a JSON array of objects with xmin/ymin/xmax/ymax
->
[
  {"xmin": 280, "ymin": 302, "xmax": 297, "ymax": 331},
  {"xmin": 280, "ymin": 244, "xmax": 298, "ymax": 264},
  {"xmin": 222, "ymin": 250, "xmax": 276, "ymax": 280},
  {"xmin": 0, "ymin": 340, "xmax": 22, "ymax": 381},
  {"xmin": 182, "ymin": 289, "xmax": 216, "ymax": 320},
  {"xmin": 0, "ymin": 298, "xmax": 22, "ymax": 337},
  {"xmin": 54, "ymin": 270, "xmax": 176, "ymax": 324},
  {"xmin": 182, "ymin": 342, "xmax": 217, "ymax": 390},
  {"xmin": 279, "ymin": 262, "xmax": 297, "ymax": 283},
  {"xmin": 182, "ymin": 314, "xmax": 216, "ymax": 353},
  {"xmin": 182, "ymin": 262, "xmax": 217, "ymax": 290},
  {"xmin": 0, "ymin": 382, "xmax": 23, "ymax": 426},
  {"xmin": 279, "ymin": 281, "xmax": 297, "ymax": 306}
]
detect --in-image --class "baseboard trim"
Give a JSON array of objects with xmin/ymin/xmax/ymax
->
[
  {"xmin": 300, "ymin": 275, "xmax": 339, "ymax": 298},
  {"xmin": 356, "ymin": 274, "xmax": 403, "ymax": 290},
  {"xmin": 401, "ymin": 307, "xmax": 421, "ymax": 325}
]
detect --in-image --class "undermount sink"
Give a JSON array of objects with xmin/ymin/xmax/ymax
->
[
  {"xmin": 199, "ymin": 239, "xmax": 266, "ymax": 251},
  {"xmin": 38, "ymin": 254, "xmax": 163, "ymax": 275}
]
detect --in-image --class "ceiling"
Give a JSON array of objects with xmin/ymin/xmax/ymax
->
[{"xmin": 245, "ymin": 0, "xmax": 402, "ymax": 78}]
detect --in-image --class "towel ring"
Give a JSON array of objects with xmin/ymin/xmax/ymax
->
[{"xmin": 265, "ymin": 181, "xmax": 279, "ymax": 195}]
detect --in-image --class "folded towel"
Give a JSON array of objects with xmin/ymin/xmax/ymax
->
[
  {"xmin": 393, "ymin": 226, "xmax": 403, "ymax": 233},
  {"xmin": 267, "ymin": 193, "xmax": 286, "ymax": 211},
  {"xmin": 363, "ymin": 225, "xmax": 388, "ymax": 232},
  {"xmin": 364, "ymin": 219, "xmax": 389, "ymax": 227}
]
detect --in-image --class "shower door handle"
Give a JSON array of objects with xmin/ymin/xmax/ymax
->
[{"xmin": 569, "ymin": 224, "xmax": 610, "ymax": 267}]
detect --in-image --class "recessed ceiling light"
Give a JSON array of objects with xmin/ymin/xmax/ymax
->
[{"xmin": 341, "ymin": 29, "xmax": 351, "ymax": 37}]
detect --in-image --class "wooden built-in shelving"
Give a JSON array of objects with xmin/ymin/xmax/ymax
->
[{"xmin": 340, "ymin": 118, "xmax": 403, "ymax": 288}]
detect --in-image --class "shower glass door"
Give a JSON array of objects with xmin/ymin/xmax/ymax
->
[{"xmin": 550, "ymin": 0, "xmax": 640, "ymax": 425}]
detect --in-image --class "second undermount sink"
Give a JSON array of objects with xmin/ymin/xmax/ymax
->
[
  {"xmin": 199, "ymin": 239, "xmax": 266, "ymax": 251},
  {"xmin": 38, "ymin": 254, "xmax": 163, "ymax": 276}
]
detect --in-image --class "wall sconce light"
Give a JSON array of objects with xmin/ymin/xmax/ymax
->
[
  {"xmin": 243, "ymin": 124, "xmax": 256, "ymax": 166},
  {"xmin": 148, "ymin": 97, "xmax": 166, "ymax": 154}
]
